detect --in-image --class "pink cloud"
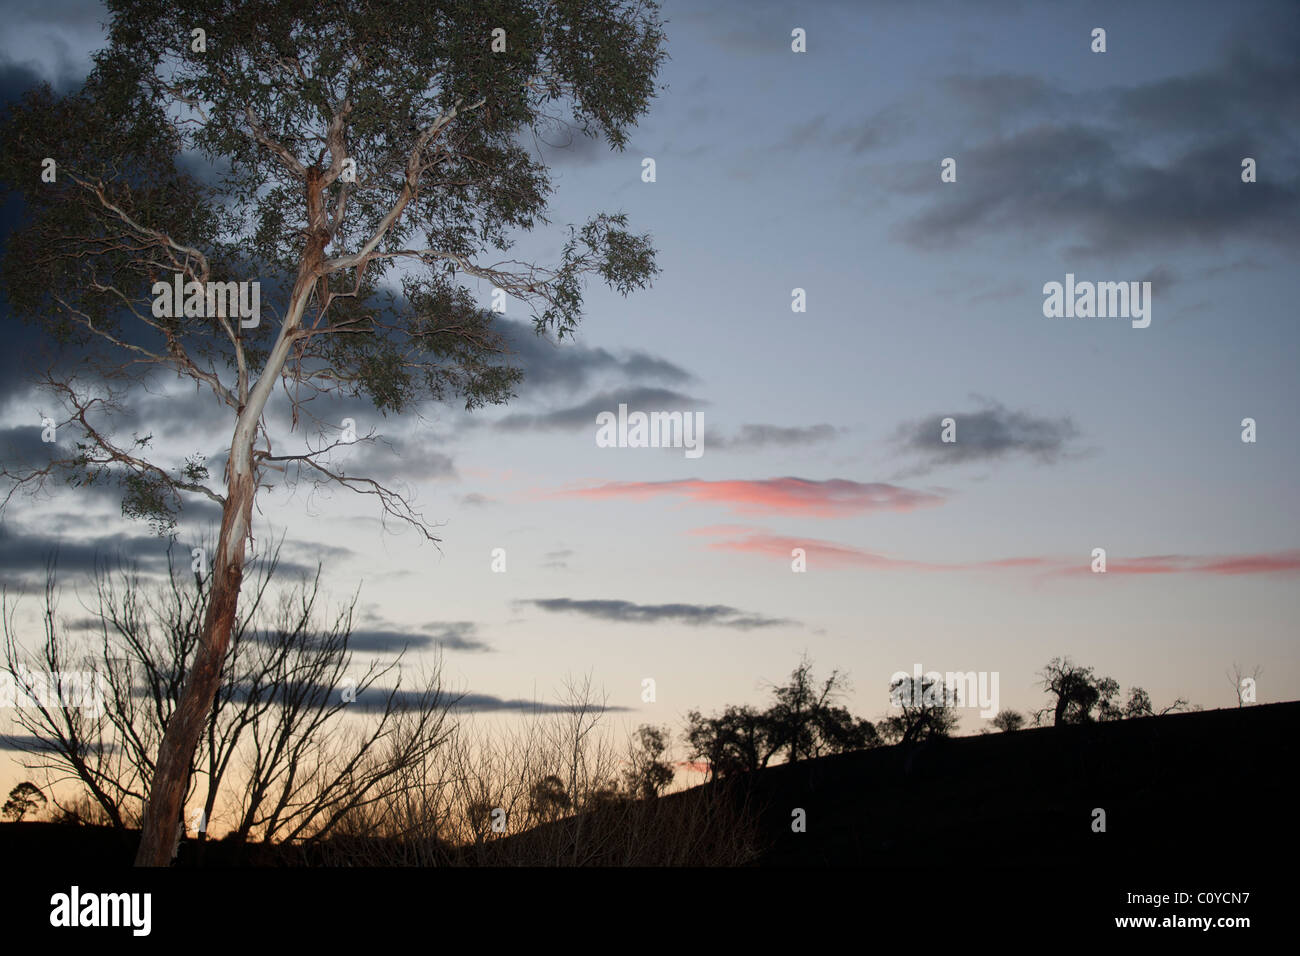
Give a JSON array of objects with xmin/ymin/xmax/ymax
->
[
  {"xmin": 553, "ymin": 477, "xmax": 945, "ymax": 517},
  {"xmin": 1097, "ymin": 550, "xmax": 1300, "ymax": 577},
  {"xmin": 693, "ymin": 528, "xmax": 1300, "ymax": 579},
  {"xmin": 675, "ymin": 760, "xmax": 711, "ymax": 774},
  {"xmin": 702, "ymin": 529, "xmax": 940, "ymax": 570}
]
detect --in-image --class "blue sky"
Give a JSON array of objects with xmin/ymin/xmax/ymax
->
[{"xmin": 1, "ymin": 0, "xmax": 1297, "ymax": 791}]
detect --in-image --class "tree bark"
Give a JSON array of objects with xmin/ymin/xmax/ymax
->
[
  {"xmin": 134, "ymin": 180, "xmax": 327, "ymax": 864},
  {"xmin": 134, "ymin": 463, "xmax": 255, "ymax": 864}
]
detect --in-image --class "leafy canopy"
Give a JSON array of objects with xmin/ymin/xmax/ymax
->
[{"xmin": 0, "ymin": 0, "xmax": 666, "ymax": 531}]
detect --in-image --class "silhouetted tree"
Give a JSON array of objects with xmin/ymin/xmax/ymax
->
[
  {"xmin": 0, "ymin": 0, "xmax": 667, "ymax": 865},
  {"xmin": 2, "ymin": 549, "xmax": 455, "ymax": 846},
  {"xmin": 528, "ymin": 775, "xmax": 572, "ymax": 823},
  {"xmin": 1107, "ymin": 685, "xmax": 1191, "ymax": 719},
  {"xmin": 2, "ymin": 782, "xmax": 46, "ymax": 822},
  {"xmin": 765, "ymin": 656, "xmax": 877, "ymax": 763},
  {"xmin": 989, "ymin": 710, "xmax": 1025, "ymax": 733},
  {"xmin": 880, "ymin": 675, "xmax": 960, "ymax": 746},
  {"xmin": 685, "ymin": 659, "xmax": 879, "ymax": 778},
  {"xmin": 465, "ymin": 800, "xmax": 497, "ymax": 845},
  {"xmin": 1034, "ymin": 657, "xmax": 1113, "ymax": 726},
  {"xmin": 1227, "ymin": 663, "xmax": 1262, "ymax": 707},
  {"xmin": 47, "ymin": 794, "xmax": 114, "ymax": 827},
  {"xmin": 1037, "ymin": 658, "xmax": 1191, "ymax": 725},
  {"xmin": 623, "ymin": 724, "xmax": 675, "ymax": 799},
  {"xmin": 683, "ymin": 705, "xmax": 777, "ymax": 781}
]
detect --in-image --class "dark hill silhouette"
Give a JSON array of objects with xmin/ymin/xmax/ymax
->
[
  {"xmin": 4, "ymin": 701, "xmax": 1297, "ymax": 866},
  {"xmin": 485, "ymin": 700, "xmax": 1300, "ymax": 867}
]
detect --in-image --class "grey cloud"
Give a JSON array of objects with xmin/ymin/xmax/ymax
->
[
  {"xmin": 939, "ymin": 72, "xmax": 1065, "ymax": 120},
  {"xmin": 519, "ymin": 598, "xmax": 797, "ymax": 631},
  {"xmin": 319, "ymin": 683, "xmax": 630, "ymax": 714},
  {"xmin": 0, "ymin": 525, "xmax": 170, "ymax": 578},
  {"xmin": 1, "ymin": 733, "xmax": 82, "ymax": 753},
  {"xmin": 496, "ymin": 318, "xmax": 694, "ymax": 396},
  {"xmin": 279, "ymin": 619, "xmax": 490, "ymax": 655},
  {"xmin": 365, "ymin": 435, "xmax": 457, "ymax": 483},
  {"xmin": 714, "ymin": 423, "xmax": 838, "ymax": 451},
  {"xmin": 774, "ymin": 107, "xmax": 911, "ymax": 155},
  {"xmin": 0, "ymin": 523, "xmax": 323, "ymax": 588},
  {"xmin": 348, "ymin": 691, "xmax": 631, "ymax": 712},
  {"xmin": 528, "ymin": 120, "xmax": 610, "ymax": 167},
  {"xmin": 892, "ymin": 398, "xmax": 1081, "ymax": 476},
  {"xmin": 541, "ymin": 548, "xmax": 573, "ymax": 569},
  {"xmin": 451, "ymin": 693, "xmax": 632, "ymax": 714},
  {"xmin": 0, "ymin": 424, "xmax": 70, "ymax": 470},
  {"xmin": 899, "ymin": 47, "xmax": 1300, "ymax": 256},
  {"xmin": 495, "ymin": 387, "xmax": 706, "ymax": 433},
  {"xmin": 1139, "ymin": 265, "xmax": 1178, "ymax": 294}
]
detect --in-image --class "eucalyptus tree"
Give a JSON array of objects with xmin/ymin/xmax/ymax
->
[{"xmin": 0, "ymin": 0, "xmax": 666, "ymax": 864}]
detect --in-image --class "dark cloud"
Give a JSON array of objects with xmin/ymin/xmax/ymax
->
[
  {"xmin": 0, "ymin": 523, "xmax": 322, "ymax": 589},
  {"xmin": 541, "ymin": 548, "xmax": 573, "ymax": 569},
  {"xmin": 353, "ymin": 691, "xmax": 631, "ymax": 712},
  {"xmin": 279, "ymin": 619, "xmax": 490, "ymax": 654},
  {"xmin": 495, "ymin": 387, "xmax": 706, "ymax": 432},
  {"xmin": 898, "ymin": 48, "xmax": 1300, "ymax": 256},
  {"xmin": 713, "ymin": 423, "xmax": 838, "ymax": 451},
  {"xmin": 1, "ymin": 733, "xmax": 72, "ymax": 753},
  {"xmin": 519, "ymin": 597, "xmax": 796, "ymax": 631},
  {"xmin": 1110, "ymin": 47, "xmax": 1300, "ymax": 140},
  {"xmin": 61, "ymin": 616, "xmax": 103, "ymax": 631},
  {"xmin": 496, "ymin": 318, "xmax": 694, "ymax": 396},
  {"xmin": 308, "ymin": 683, "xmax": 631, "ymax": 714},
  {"xmin": 773, "ymin": 107, "xmax": 911, "ymax": 154},
  {"xmin": 1139, "ymin": 265, "xmax": 1178, "ymax": 295},
  {"xmin": 892, "ymin": 398, "xmax": 1080, "ymax": 476},
  {"xmin": 363, "ymin": 435, "xmax": 457, "ymax": 483},
  {"xmin": 0, "ymin": 61, "xmax": 49, "ymax": 104},
  {"xmin": 939, "ymin": 72, "xmax": 1064, "ymax": 121},
  {"xmin": 0, "ymin": 424, "xmax": 69, "ymax": 470},
  {"xmin": 450, "ymin": 693, "xmax": 631, "ymax": 714},
  {"xmin": 0, "ymin": 524, "xmax": 171, "ymax": 578},
  {"xmin": 423, "ymin": 621, "xmax": 489, "ymax": 652},
  {"xmin": 0, "ymin": 2, "xmax": 106, "ymax": 89},
  {"xmin": 527, "ymin": 120, "xmax": 611, "ymax": 167}
]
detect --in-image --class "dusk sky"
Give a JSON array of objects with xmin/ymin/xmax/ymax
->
[{"xmin": 1, "ymin": 0, "xmax": 1297, "ymax": 792}]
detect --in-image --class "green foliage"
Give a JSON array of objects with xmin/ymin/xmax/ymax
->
[{"xmin": 0, "ymin": 0, "xmax": 666, "ymax": 524}]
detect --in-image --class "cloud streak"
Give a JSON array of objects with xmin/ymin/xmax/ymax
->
[
  {"xmin": 694, "ymin": 528, "xmax": 1300, "ymax": 579},
  {"xmin": 554, "ymin": 477, "xmax": 945, "ymax": 517},
  {"xmin": 712, "ymin": 424, "xmax": 839, "ymax": 451},
  {"xmin": 519, "ymin": 597, "xmax": 796, "ymax": 630},
  {"xmin": 495, "ymin": 387, "xmax": 705, "ymax": 433}
]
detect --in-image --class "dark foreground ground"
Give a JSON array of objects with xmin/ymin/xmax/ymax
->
[{"xmin": 4, "ymin": 701, "xmax": 1297, "ymax": 866}]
